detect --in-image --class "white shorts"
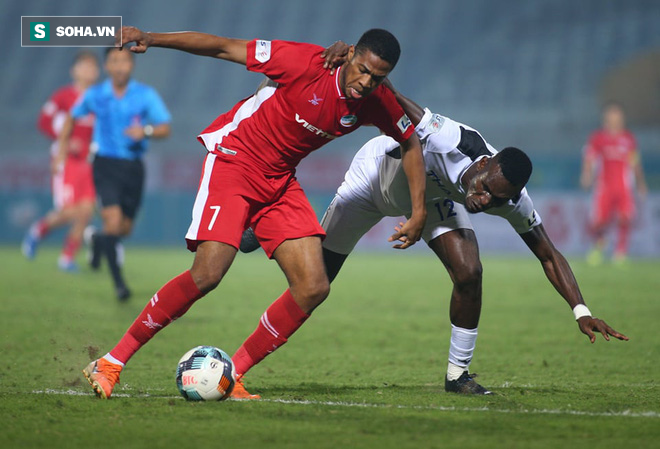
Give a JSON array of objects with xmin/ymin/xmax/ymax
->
[{"xmin": 321, "ymin": 189, "xmax": 474, "ymax": 255}]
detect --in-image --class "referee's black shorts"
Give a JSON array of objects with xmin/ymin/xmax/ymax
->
[{"xmin": 93, "ymin": 155, "xmax": 145, "ymax": 220}]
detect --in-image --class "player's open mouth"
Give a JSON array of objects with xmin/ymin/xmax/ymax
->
[{"xmin": 349, "ymin": 87, "xmax": 363, "ymax": 99}]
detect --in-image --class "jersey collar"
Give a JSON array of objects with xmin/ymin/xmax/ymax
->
[
  {"xmin": 334, "ymin": 66, "xmax": 346, "ymax": 100},
  {"xmin": 102, "ymin": 78, "xmax": 136, "ymax": 97}
]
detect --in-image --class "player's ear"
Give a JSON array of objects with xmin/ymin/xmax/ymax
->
[
  {"xmin": 346, "ymin": 45, "xmax": 356, "ymax": 61},
  {"xmin": 478, "ymin": 155, "xmax": 490, "ymax": 170}
]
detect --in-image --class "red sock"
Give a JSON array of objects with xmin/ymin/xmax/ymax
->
[
  {"xmin": 109, "ymin": 270, "xmax": 204, "ymax": 364},
  {"xmin": 61, "ymin": 235, "xmax": 81, "ymax": 260},
  {"xmin": 232, "ymin": 289, "xmax": 309, "ymax": 376},
  {"xmin": 615, "ymin": 221, "xmax": 630, "ymax": 256}
]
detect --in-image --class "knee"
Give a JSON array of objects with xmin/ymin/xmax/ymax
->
[
  {"xmin": 103, "ymin": 218, "xmax": 122, "ymax": 235},
  {"xmin": 293, "ymin": 275, "xmax": 330, "ymax": 308},
  {"xmin": 190, "ymin": 266, "xmax": 224, "ymax": 293},
  {"xmin": 452, "ymin": 261, "xmax": 482, "ymax": 291}
]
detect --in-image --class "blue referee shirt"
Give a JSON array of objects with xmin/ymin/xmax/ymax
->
[{"xmin": 71, "ymin": 79, "xmax": 171, "ymax": 160}]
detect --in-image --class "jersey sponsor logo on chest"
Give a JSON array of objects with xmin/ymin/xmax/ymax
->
[
  {"xmin": 340, "ymin": 115, "xmax": 357, "ymax": 127},
  {"xmin": 295, "ymin": 113, "xmax": 337, "ymax": 140},
  {"xmin": 308, "ymin": 93, "xmax": 323, "ymax": 106}
]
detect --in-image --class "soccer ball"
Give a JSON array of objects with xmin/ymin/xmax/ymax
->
[{"xmin": 175, "ymin": 346, "xmax": 236, "ymax": 401}]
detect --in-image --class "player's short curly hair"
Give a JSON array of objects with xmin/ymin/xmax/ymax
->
[
  {"xmin": 355, "ymin": 29, "xmax": 401, "ymax": 68},
  {"xmin": 497, "ymin": 147, "xmax": 533, "ymax": 187}
]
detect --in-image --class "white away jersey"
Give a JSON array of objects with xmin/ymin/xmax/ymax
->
[{"xmin": 341, "ymin": 108, "xmax": 541, "ymax": 234}]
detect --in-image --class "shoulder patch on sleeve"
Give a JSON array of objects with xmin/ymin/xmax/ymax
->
[
  {"xmin": 396, "ymin": 114, "xmax": 412, "ymax": 134},
  {"xmin": 255, "ymin": 40, "xmax": 272, "ymax": 63},
  {"xmin": 429, "ymin": 114, "xmax": 445, "ymax": 133}
]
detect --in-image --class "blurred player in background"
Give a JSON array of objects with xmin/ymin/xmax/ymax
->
[
  {"xmin": 58, "ymin": 47, "xmax": 171, "ymax": 300},
  {"xmin": 236, "ymin": 81, "xmax": 629, "ymax": 396},
  {"xmin": 22, "ymin": 51, "xmax": 99, "ymax": 272},
  {"xmin": 82, "ymin": 25, "xmax": 427, "ymax": 400},
  {"xmin": 580, "ymin": 102, "xmax": 648, "ymax": 265}
]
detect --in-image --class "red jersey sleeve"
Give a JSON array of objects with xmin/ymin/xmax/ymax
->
[
  {"xmin": 37, "ymin": 88, "xmax": 67, "ymax": 140},
  {"xmin": 246, "ymin": 40, "xmax": 324, "ymax": 85},
  {"xmin": 362, "ymin": 85, "xmax": 415, "ymax": 143},
  {"xmin": 583, "ymin": 131, "xmax": 601, "ymax": 162}
]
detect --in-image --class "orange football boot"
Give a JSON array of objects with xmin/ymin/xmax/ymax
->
[
  {"xmin": 83, "ymin": 358, "xmax": 122, "ymax": 399},
  {"xmin": 230, "ymin": 374, "xmax": 261, "ymax": 400}
]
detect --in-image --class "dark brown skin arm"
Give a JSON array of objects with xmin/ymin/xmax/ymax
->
[
  {"xmin": 520, "ymin": 224, "xmax": 628, "ymax": 343},
  {"xmin": 389, "ymin": 133, "xmax": 427, "ymax": 249},
  {"xmin": 380, "ymin": 79, "xmax": 425, "ymax": 126},
  {"xmin": 120, "ymin": 26, "xmax": 248, "ymax": 64}
]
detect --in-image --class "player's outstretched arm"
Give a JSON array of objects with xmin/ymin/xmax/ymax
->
[
  {"xmin": 520, "ymin": 224, "xmax": 629, "ymax": 343},
  {"xmin": 120, "ymin": 26, "xmax": 248, "ymax": 65}
]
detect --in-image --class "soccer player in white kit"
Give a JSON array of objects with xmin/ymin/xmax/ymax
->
[{"xmin": 236, "ymin": 82, "xmax": 629, "ymax": 395}]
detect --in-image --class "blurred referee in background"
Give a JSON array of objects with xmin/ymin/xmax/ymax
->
[{"xmin": 57, "ymin": 47, "xmax": 171, "ymax": 300}]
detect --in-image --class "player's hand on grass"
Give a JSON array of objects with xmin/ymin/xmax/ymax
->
[
  {"xmin": 321, "ymin": 41, "xmax": 350, "ymax": 75},
  {"xmin": 119, "ymin": 26, "xmax": 152, "ymax": 53},
  {"xmin": 577, "ymin": 316, "xmax": 629, "ymax": 343},
  {"xmin": 389, "ymin": 217, "xmax": 425, "ymax": 250}
]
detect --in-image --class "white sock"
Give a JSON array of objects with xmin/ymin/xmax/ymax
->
[
  {"xmin": 116, "ymin": 242, "xmax": 125, "ymax": 267},
  {"xmin": 103, "ymin": 353, "xmax": 125, "ymax": 367},
  {"xmin": 447, "ymin": 324, "xmax": 478, "ymax": 380}
]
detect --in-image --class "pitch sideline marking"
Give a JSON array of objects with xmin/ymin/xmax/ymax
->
[{"xmin": 30, "ymin": 389, "xmax": 660, "ymax": 419}]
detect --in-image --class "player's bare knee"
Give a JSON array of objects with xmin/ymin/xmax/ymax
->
[
  {"xmin": 313, "ymin": 278, "xmax": 331, "ymax": 303},
  {"xmin": 453, "ymin": 262, "xmax": 483, "ymax": 290},
  {"xmin": 294, "ymin": 276, "xmax": 330, "ymax": 306},
  {"xmin": 189, "ymin": 267, "xmax": 224, "ymax": 293}
]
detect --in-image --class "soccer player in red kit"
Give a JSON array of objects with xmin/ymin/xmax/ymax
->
[
  {"xmin": 22, "ymin": 52, "xmax": 99, "ymax": 272},
  {"xmin": 580, "ymin": 102, "xmax": 648, "ymax": 265},
  {"xmin": 83, "ymin": 26, "xmax": 427, "ymax": 399}
]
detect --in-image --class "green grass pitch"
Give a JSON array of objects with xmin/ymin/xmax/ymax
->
[{"xmin": 1, "ymin": 245, "xmax": 658, "ymax": 448}]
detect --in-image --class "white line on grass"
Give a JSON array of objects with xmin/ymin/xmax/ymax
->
[{"xmin": 32, "ymin": 389, "xmax": 659, "ymax": 419}]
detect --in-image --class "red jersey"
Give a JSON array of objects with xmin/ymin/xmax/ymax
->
[
  {"xmin": 584, "ymin": 129, "xmax": 638, "ymax": 192},
  {"xmin": 198, "ymin": 40, "xmax": 414, "ymax": 175},
  {"xmin": 38, "ymin": 85, "xmax": 95, "ymax": 160}
]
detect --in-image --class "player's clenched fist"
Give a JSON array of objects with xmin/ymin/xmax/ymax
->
[{"xmin": 118, "ymin": 26, "xmax": 152, "ymax": 52}]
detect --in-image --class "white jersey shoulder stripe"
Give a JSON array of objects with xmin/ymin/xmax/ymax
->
[{"xmin": 197, "ymin": 85, "xmax": 278, "ymax": 153}]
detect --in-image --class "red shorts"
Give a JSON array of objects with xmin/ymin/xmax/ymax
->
[
  {"xmin": 53, "ymin": 157, "xmax": 96, "ymax": 210},
  {"xmin": 185, "ymin": 153, "xmax": 325, "ymax": 258},
  {"xmin": 592, "ymin": 187, "xmax": 635, "ymax": 226}
]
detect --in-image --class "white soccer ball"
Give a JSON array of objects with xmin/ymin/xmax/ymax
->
[{"xmin": 175, "ymin": 346, "xmax": 236, "ymax": 401}]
